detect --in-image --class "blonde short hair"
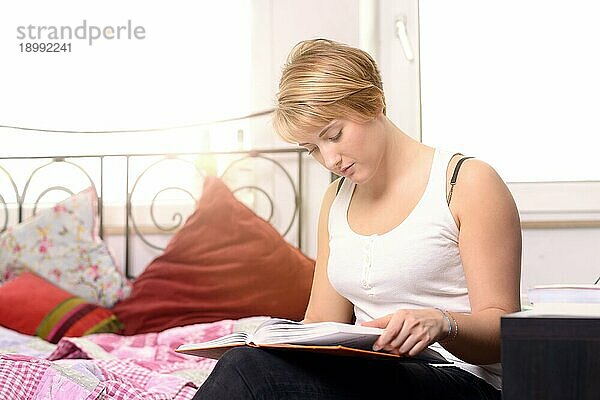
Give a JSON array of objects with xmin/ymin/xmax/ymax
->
[{"xmin": 273, "ymin": 38, "xmax": 386, "ymax": 143}]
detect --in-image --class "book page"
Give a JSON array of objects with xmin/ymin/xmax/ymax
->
[
  {"xmin": 279, "ymin": 331, "xmax": 378, "ymax": 349},
  {"xmin": 176, "ymin": 331, "xmax": 250, "ymax": 351},
  {"xmin": 251, "ymin": 320, "xmax": 383, "ymax": 349},
  {"xmin": 252, "ymin": 317, "xmax": 301, "ymax": 329}
]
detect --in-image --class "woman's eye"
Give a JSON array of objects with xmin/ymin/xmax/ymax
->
[{"xmin": 329, "ymin": 130, "xmax": 343, "ymax": 142}]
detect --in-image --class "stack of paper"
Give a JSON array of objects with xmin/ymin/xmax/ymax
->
[{"xmin": 527, "ymin": 284, "xmax": 600, "ymax": 316}]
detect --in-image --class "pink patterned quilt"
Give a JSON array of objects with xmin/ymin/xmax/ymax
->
[{"xmin": 0, "ymin": 317, "xmax": 267, "ymax": 400}]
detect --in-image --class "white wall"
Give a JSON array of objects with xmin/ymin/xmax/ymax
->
[{"xmin": 522, "ymin": 229, "xmax": 600, "ymax": 294}]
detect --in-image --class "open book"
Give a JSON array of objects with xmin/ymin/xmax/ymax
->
[{"xmin": 175, "ymin": 318, "xmax": 451, "ymax": 365}]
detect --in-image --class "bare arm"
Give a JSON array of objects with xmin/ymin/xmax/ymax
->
[
  {"xmin": 302, "ymin": 178, "xmax": 354, "ymax": 324},
  {"xmin": 440, "ymin": 159, "xmax": 522, "ymax": 364}
]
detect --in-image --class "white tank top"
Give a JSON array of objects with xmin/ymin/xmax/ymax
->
[{"xmin": 327, "ymin": 148, "xmax": 502, "ymax": 390}]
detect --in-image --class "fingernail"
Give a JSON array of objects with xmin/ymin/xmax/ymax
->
[{"xmin": 372, "ymin": 344, "xmax": 380, "ymax": 351}]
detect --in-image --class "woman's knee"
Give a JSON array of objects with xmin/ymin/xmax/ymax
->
[
  {"xmin": 217, "ymin": 346, "xmax": 275, "ymax": 371},
  {"xmin": 194, "ymin": 347, "xmax": 276, "ymax": 399}
]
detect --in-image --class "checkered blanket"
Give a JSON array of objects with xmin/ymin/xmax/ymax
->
[{"xmin": 0, "ymin": 317, "xmax": 267, "ymax": 399}]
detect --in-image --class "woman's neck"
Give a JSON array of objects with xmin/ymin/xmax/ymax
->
[{"xmin": 362, "ymin": 119, "xmax": 430, "ymax": 198}]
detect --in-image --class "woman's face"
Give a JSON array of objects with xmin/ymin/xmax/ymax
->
[{"xmin": 298, "ymin": 115, "xmax": 386, "ymax": 185}]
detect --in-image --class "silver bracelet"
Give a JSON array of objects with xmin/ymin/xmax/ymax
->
[
  {"xmin": 447, "ymin": 311, "xmax": 459, "ymax": 342},
  {"xmin": 435, "ymin": 307, "xmax": 452, "ymax": 343}
]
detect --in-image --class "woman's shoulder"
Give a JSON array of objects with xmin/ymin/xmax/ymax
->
[
  {"xmin": 448, "ymin": 156, "xmax": 517, "ymax": 222},
  {"xmin": 319, "ymin": 177, "xmax": 346, "ymax": 212},
  {"xmin": 452, "ymin": 157, "xmax": 504, "ymax": 189},
  {"xmin": 442, "ymin": 151, "xmax": 500, "ymax": 186},
  {"xmin": 446, "ymin": 154, "xmax": 522, "ymax": 284}
]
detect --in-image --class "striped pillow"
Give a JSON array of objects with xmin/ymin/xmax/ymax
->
[{"xmin": 0, "ymin": 272, "xmax": 122, "ymax": 343}]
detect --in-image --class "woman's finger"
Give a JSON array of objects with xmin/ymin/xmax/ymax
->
[{"xmin": 373, "ymin": 314, "xmax": 404, "ymax": 350}]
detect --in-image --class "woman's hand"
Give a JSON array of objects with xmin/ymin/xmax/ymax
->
[{"xmin": 361, "ymin": 309, "xmax": 448, "ymax": 356}]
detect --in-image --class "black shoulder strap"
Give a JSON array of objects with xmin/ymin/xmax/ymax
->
[
  {"xmin": 336, "ymin": 177, "xmax": 346, "ymax": 196},
  {"xmin": 447, "ymin": 156, "xmax": 474, "ymax": 205}
]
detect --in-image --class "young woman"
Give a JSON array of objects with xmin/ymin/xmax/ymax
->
[{"xmin": 194, "ymin": 38, "xmax": 521, "ymax": 400}]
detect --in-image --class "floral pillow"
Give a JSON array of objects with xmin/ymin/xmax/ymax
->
[{"xmin": 0, "ymin": 187, "xmax": 131, "ymax": 307}]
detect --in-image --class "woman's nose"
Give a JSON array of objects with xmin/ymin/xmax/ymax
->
[{"xmin": 321, "ymin": 146, "xmax": 341, "ymax": 171}]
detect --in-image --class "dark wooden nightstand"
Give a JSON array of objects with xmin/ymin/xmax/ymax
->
[{"xmin": 501, "ymin": 311, "xmax": 600, "ymax": 400}]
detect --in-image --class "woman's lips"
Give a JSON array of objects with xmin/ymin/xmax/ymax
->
[{"xmin": 341, "ymin": 163, "xmax": 355, "ymax": 176}]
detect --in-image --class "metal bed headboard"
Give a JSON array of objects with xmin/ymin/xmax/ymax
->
[{"xmin": 0, "ymin": 148, "xmax": 305, "ymax": 278}]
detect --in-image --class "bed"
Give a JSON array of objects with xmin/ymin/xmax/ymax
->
[{"xmin": 0, "ymin": 148, "xmax": 315, "ymax": 399}]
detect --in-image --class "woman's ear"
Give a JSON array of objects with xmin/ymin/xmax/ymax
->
[{"xmin": 373, "ymin": 109, "xmax": 386, "ymax": 122}]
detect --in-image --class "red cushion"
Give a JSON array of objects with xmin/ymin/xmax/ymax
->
[
  {"xmin": 112, "ymin": 176, "xmax": 314, "ymax": 334},
  {"xmin": 0, "ymin": 272, "xmax": 123, "ymax": 343}
]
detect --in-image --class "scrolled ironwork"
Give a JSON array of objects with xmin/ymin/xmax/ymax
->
[
  {"xmin": 0, "ymin": 194, "xmax": 8, "ymax": 233},
  {"xmin": 128, "ymin": 157, "xmax": 205, "ymax": 251},
  {"xmin": 231, "ymin": 185, "xmax": 275, "ymax": 222},
  {"xmin": 0, "ymin": 165, "xmax": 20, "ymax": 233},
  {"xmin": 221, "ymin": 154, "xmax": 299, "ymax": 237},
  {"xmin": 32, "ymin": 186, "xmax": 75, "ymax": 215},
  {"xmin": 0, "ymin": 148, "xmax": 305, "ymax": 279},
  {"xmin": 150, "ymin": 187, "xmax": 196, "ymax": 232},
  {"xmin": 20, "ymin": 159, "xmax": 99, "ymax": 220}
]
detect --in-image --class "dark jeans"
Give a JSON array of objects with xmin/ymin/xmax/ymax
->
[{"xmin": 193, "ymin": 347, "xmax": 501, "ymax": 399}]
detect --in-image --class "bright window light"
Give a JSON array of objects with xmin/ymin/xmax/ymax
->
[
  {"xmin": 0, "ymin": 0, "xmax": 252, "ymax": 205},
  {"xmin": 419, "ymin": 1, "xmax": 599, "ymax": 182},
  {"xmin": 0, "ymin": 0, "xmax": 252, "ymax": 155}
]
